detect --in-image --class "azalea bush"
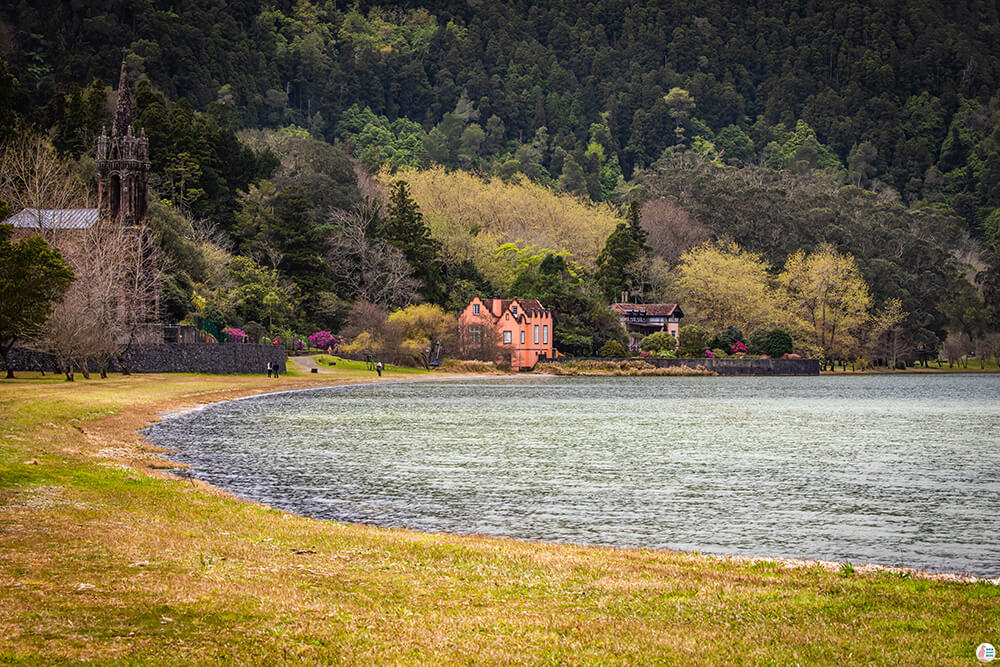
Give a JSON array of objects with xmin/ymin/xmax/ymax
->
[
  {"xmin": 222, "ymin": 327, "xmax": 247, "ymax": 343},
  {"xmin": 730, "ymin": 340, "xmax": 747, "ymax": 354},
  {"xmin": 309, "ymin": 330, "xmax": 340, "ymax": 350}
]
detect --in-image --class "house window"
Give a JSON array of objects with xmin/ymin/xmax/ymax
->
[
  {"xmin": 473, "ymin": 303, "xmax": 480, "ymax": 315},
  {"xmin": 534, "ymin": 325, "xmax": 539, "ymax": 344},
  {"xmin": 543, "ymin": 325, "xmax": 548, "ymax": 344},
  {"xmin": 503, "ymin": 330, "xmax": 512, "ymax": 344},
  {"xmin": 520, "ymin": 330, "xmax": 525, "ymax": 344},
  {"xmin": 512, "ymin": 305, "xmax": 518, "ymax": 315},
  {"xmin": 469, "ymin": 325, "xmax": 483, "ymax": 345}
]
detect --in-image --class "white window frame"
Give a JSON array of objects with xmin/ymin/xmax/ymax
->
[
  {"xmin": 533, "ymin": 325, "xmax": 539, "ymax": 344},
  {"xmin": 473, "ymin": 303, "xmax": 480, "ymax": 315},
  {"xmin": 503, "ymin": 330, "xmax": 512, "ymax": 345},
  {"xmin": 520, "ymin": 330, "xmax": 525, "ymax": 344},
  {"xmin": 543, "ymin": 325, "xmax": 548, "ymax": 344}
]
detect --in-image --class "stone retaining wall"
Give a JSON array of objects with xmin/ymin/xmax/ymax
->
[
  {"xmin": 554, "ymin": 357, "xmax": 820, "ymax": 375},
  {"xmin": 4, "ymin": 344, "xmax": 286, "ymax": 375}
]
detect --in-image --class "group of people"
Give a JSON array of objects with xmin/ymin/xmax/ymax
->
[{"xmin": 266, "ymin": 361, "xmax": 279, "ymax": 378}]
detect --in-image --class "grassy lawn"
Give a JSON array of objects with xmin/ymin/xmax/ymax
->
[{"xmin": 0, "ymin": 364, "xmax": 997, "ymax": 664}]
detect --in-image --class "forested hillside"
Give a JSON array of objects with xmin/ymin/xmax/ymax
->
[{"xmin": 2, "ymin": 0, "xmax": 999, "ymax": 364}]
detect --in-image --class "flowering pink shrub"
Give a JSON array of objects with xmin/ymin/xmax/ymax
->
[
  {"xmin": 704, "ymin": 349, "xmax": 714, "ymax": 357},
  {"xmin": 730, "ymin": 340, "xmax": 747, "ymax": 354},
  {"xmin": 222, "ymin": 327, "xmax": 247, "ymax": 343},
  {"xmin": 309, "ymin": 331, "xmax": 340, "ymax": 350}
]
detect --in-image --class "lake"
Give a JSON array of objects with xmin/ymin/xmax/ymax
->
[{"xmin": 146, "ymin": 374, "xmax": 1000, "ymax": 576}]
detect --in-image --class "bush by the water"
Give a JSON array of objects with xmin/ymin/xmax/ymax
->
[
  {"xmin": 678, "ymin": 325, "xmax": 713, "ymax": 357},
  {"xmin": 598, "ymin": 339, "xmax": 628, "ymax": 357},
  {"xmin": 535, "ymin": 360, "xmax": 716, "ymax": 376},
  {"xmin": 638, "ymin": 331, "xmax": 676, "ymax": 354}
]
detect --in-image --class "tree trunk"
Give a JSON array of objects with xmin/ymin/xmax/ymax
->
[{"xmin": 1, "ymin": 342, "xmax": 13, "ymax": 379}]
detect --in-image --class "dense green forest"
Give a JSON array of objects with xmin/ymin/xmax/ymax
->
[{"xmin": 2, "ymin": 0, "xmax": 999, "ymax": 363}]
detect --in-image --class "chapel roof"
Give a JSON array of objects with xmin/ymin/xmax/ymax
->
[{"xmin": 3, "ymin": 208, "xmax": 100, "ymax": 230}]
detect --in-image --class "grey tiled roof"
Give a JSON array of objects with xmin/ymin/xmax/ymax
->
[{"xmin": 3, "ymin": 208, "xmax": 99, "ymax": 229}]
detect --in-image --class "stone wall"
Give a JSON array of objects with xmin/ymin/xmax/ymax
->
[
  {"xmin": 4, "ymin": 344, "xmax": 286, "ymax": 375},
  {"xmin": 555, "ymin": 357, "xmax": 820, "ymax": 375}
]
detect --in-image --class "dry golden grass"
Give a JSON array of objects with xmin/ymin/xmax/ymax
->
[{"xmin": 0, "ymin": 366, "xmax": 997, "ymax": 664}]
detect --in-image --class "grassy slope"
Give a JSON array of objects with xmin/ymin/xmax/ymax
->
[{"xmin": 0, "ymin": 366, "xmax": 997, "ymax": 664}]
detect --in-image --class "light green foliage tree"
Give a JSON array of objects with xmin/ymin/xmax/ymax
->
[
  {"xmin": 761, "ymin": 120, "xmax": 843, "ymax": 176},
  {"xmin": 226, "ymin": 256, "xmax": 297, "ymax": 330},
  {"xmin": 674, "ymin": 240, "xmax": 785, "ymax": 335},
  {"xmin": 638, "ymin": 331, "xmax": 676, "ymax": 354},
  {"xmin": 386, "ymin": 303, "xmax": 457, "ymax": 368},
  {"xmin": 0, "ymin": 224, "xmax": 75, "ymax": 377},
  {"xmin": 778, "ymin": 244, "xmax": 872, "ymax": 363}
]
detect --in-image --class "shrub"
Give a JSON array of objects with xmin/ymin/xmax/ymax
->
[
  {"xmin": 767, "ymin": 328, "xmax": 794, "ymax": 357},
  {"xmin": 639, "ymin": 331, "xmax": 676, "ymax": 354},
  {"xmin": 309, "ymin": 330, "xmax": 340, "ymax": 350},
  {"xmin": 747, "ymin": 328, "xmax": 771, "ymax": 355},
  {"xmin": 678, "ymin": 324, "xmax": 712, "ymax": 357},
  {"xmin": 711, "ymin": 325, "xmax": 744, "ymax": 351},
  {"xmin": 711, "ymin": 348, "xmax": 728, "ymax": 358},
  {"xmin": 598, "ymin": 339, "xmax": 628, "ymax": 357}
]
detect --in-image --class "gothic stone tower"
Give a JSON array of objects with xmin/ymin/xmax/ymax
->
[{"xmin": 97, "ymin": 59, "xmax": 149, "ymax": 226}]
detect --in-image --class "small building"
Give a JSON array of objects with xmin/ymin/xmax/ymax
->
[
  {"xmin": 458, "ymin": 297, "xmax": 554, "ymax": 370},
  {"xmin": 611, "ymin": 302, "xmax": 684, "ymax": 352}
]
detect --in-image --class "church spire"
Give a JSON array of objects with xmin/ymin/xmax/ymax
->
[
  {"xmin": 111, "ymin": 56, "xmax": 133, "ymax": 140},
  {"xmin": 97, "ymin": 54, "xmax": 149, "ymax": 227}
]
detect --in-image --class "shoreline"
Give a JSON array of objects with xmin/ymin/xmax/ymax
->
[
  {"xmin": 143, "ymin": 369, "xmax": 997, "ymax": 585},
  {"xmin": 3, "ymin": 367, "xmax": 998, "ymax": 663}
]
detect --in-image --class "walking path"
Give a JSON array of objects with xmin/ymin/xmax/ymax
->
[{"xmin": 290, "ymin": 355, "xmax": 332, "ymax": 372}]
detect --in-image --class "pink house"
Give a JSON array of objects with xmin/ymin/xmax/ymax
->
[{"xmin": 458, "ymin": 297, "xmax": 554, "ymax": 370}]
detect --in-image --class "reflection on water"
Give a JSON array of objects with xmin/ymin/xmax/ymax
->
[{"xmin": 147, "ymin": 375, "xmax": 1000, "ymax": 576}]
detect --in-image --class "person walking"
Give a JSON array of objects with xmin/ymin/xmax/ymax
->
[
  {"xmin": 376, "ymin": 361, "xmax": 383, "ymax": 377},
  {"xmin": 266, "ymin": 361, "xmax": 272, "ymax": 378}
]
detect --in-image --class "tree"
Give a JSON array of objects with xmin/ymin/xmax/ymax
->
[
  {"xmin": 0, "ymin": 133, "xmax": 87, "ymax": 244},
  {"xmin": 779, "ymin": 244, "xmax": 872, "ymax": 366},
  {"xmin": 386, "ymin": 303, "xmax": 457, "ymax": 368},
  {"xmin": 639, "ymin": 199, "xmax": 711, "ymax": 266},
  {"xmin": 34, "ymin": 221, "xmax": 160, "ymax": 379},
  {"xmin": 0, "ymin": 224, "xmax": 74, "ymax": 377},
  {"xmin": 381, "ymin": 180, "xmax": 442, "ymax": 302},
  {"xmin": 677, "ymin": 324, "xmax": 712, "ymax": 358},
  {"xmin": 226, "ymin": 256, "xmax": 297, "ymax": 330},
  {"xmin": 675, "ymin": 240, "xmax": 785, "ymax": 335},
  {"xmin": 596, "ymin": 202, "xmax": 650, "ymax": 300},
  {"xmin": 664, "ymin": 88, "xmax": 696, "ymax": 146},
  {"xmin": 325, "ymin": 205, "xmax": 420, "ymax": 308},
  {"xmin": 638, "ymin": 332, "xmax": 675, "ymax": 354}
]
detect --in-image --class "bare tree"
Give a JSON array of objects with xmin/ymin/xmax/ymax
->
[
  {"xmin": 976, "ymin": 332, "xmax": 1000, "ymax": 369},
  {"xmin": 325, "ymin": 208, "xmax": 419, "ymax": 308},
  {"xmin": 941, "ymin": 332, "xmax": 973, "ymax": 368},
  {"xmin": 34, "ymin": 220, "xmax": 160, "ymax": 379},
  {"xmin": 0, "ymin": 133, "xmax": 89, "ymax": 243},
  {"xmin": 640, "ymin": 199, "xmax": 711, "ymax": 266}
]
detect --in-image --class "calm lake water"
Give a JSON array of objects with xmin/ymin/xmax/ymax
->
[{"xmin": 147, "ymin": 375, "xmax": 1000, "ymax": 576}]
